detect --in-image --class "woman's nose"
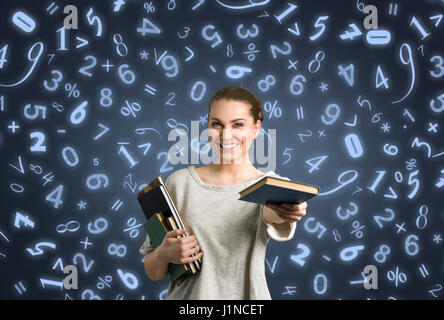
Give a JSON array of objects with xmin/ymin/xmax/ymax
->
[{"xmin": 221, "ymin": 128, "xmax": 233, "ymax": 142}]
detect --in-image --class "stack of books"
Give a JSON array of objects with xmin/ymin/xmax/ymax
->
[{"xmin": 137, "ymin": 176, "xmax": 201, "ymax": 281}]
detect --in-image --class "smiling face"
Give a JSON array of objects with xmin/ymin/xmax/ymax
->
[{"xmin": 208, "ymin": 99, "xmax": 261, "ymax": 164}]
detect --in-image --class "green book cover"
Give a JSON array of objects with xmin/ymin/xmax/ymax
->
[{"xmin": 144, "ymin": 215, "xmax": 189, "ymax": 281}]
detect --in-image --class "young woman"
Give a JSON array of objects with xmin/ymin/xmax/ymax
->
[{"xmin": 140, "ymin": 87, "xmax": 308, "ymax": 299}]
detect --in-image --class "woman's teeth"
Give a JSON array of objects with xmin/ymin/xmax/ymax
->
[{"xmin": 220, "ymin": 143, "xmax": 239, "ymax": 149}]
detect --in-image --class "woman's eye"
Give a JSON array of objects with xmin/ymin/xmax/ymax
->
[
  {"xmin": 235, "ymin": 123, "xmax": 244, "ymax": 127},
  {"xmin": 211, "ymin": 122, "xmax": 220, "ymax": 126}
]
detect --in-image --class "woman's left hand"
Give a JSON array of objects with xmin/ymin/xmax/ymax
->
[{"xmin": 265, "ymin": 201, "xmax": 307, "ymax": 223}]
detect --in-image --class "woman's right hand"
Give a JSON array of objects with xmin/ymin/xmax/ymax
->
[{"xmin": 156, "ymin": 229, "xmax": 203, "ymax": 264}]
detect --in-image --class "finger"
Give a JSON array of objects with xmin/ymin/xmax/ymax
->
[
  {"xmin": 268, "ymin": 206, "xmax": 298, "ymax": 223},
  {"xmin": 182, "ymin": 239, "xmax": 198, "ymax": 251},
  {"xmin": 167, "ymin": 229, "xmax": 186, "ymax": 238},
  {"xmin": 182, "ymin": 251, "xmax": 203, "ymax": 264},
  {"xmin": 180, "ymin": 234, "xmax": 197, "ymax": 245},
  {"xmin": 281, "ymin": 202, "xmax": 307, "ymax": 211},
  {"xmin": 183, "ymin": 243, "xmax": 200, "ymax": 257}
]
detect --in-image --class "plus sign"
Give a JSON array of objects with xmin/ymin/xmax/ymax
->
[
  {"xmin": 80, "ymin": 236, "xmax": 93, "ymax": 250},
  {"xmin": 8, "ymin": 121, "xmax": 19, "ymax": 133},
  {"xmin": 113, "ymin": 0, "xmax": 125, "ymax": 12},
  {"xmin": 101, "ymin": 59, "xmax": 115, "ymax": 72}
]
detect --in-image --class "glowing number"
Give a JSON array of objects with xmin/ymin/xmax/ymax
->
[
  {"xmin": 383, "ymin": 143, "xmax": 398, "ymax": 156},
  {"xmin": 339, "ymin": 245, "xmax": 364, "ymax": 262},
  {"xmin": 24, "ymin": 104, "xmax": 46, "ymax": 120},
  {"xmin": 10, "ymin": 183, "xmax": 24, "ymax": 193},
  {"xmin": 429, "ymin": 56, "xmax": 444, "ymax": 78},
  {"xmin": 118, "ymin": 145, "xmax": 138, "ymax": 168},
  {"xmin": 88, "ymin": 217, "xmax": 108, "ymax": 234},
  {"xmin": 357, "ymin": 95, "xmax": 371, "ymax": 110},
  {"xmin": 336, "ymin": 202, "xmax": 358, "ymax": 221},
  {"xmin": 29, "ymin": 131, "xmax": 46, "ymax": 152},
  {"xmin": 161, "ymin": 55, "xmax": 179, "ymax": 78},
  {"xmin": 70, "ymin": 101, "xmax": 88, "ymax": 125},
  {"xmin": 321, "ymin": 103, "xmax": 340, "ymax": 125},
  {"xmin": 82, "ymin": 289, "xmax": 101, "ymax": 300},
  {"xmin": 289, "ymin": 74, "xmax": 306, "ymax": 95},
  {"xmin": 225, "ymin": 65, "xmax": 252, "ymax": 79},
  {"xmin": 108, "ymin": 244, "xmax": 127, "ymax": 257},
  {"xmin": 344, "ymin": 133, "xmax": 363, "ymax": 158},
  {"xmin": 118, "ymin": 64, "xmax": 136, "ymax": 84},
  {"xmin": 56, "ymin": 27, "xmax": 68, "ymax": 51},
  {"xmin": 56, "ymin": 221, "xmax": 80, "ymax": 233},
  {"xmin": 236, "ymin": 23, "xmax": 259, "ymax": 39},
  {"xmin": 303, "ymin": 217, "xmax": 327, "ymax": 239},
  {"xmin": 113, "ymin": 34, "xmax": 128, "ymax": 57},
  {"xmin": 86, "ymin": 8, "xmax": 103, "ymax": 37},
  {"xmin": 79, "ymin": 55, "xmax": 97, "ymax": 77},
  {"xmin": 373, "ymin": 208, "xmax": 395, "ymax": 228},
  {"xmin": 86, "ymin": 174, "xmax": 109, "ymax": 190},
  {"xmin": 202, "ymin": 25, "xmax": 223, "ymax": 48},
  {"xmin": 376, "ymin": 65, "xmax": 389, "ymax": 89},
  {"xmin": 392, "ymin": 43, "xmax": 415, "ymax": 104},
  {"xmin": 339, "ymin": 23, "xmax": 362, "ymax": 40},
  {"xmin": 290, "ymin": 243, "xmax": 310, "ymax": 267},
  {"xmin": 0, "ymin": 42, "xmax": 44, "ymax": 88},
  {"xmin": 338, "ymin": 64, "xmax": 354, "ymax": 86},
  {"xmin": 313, "ymin": 274, "xmax": 327, "ymax": 295},
  {"xmin": 407, "ymin": 170, "xmax": 420, "ymax": 199},
  {"xmin": 117, "ymin": 269, "xmax": 139, "ymax": 290},
  {"xmin": 157, "ymin": 152, "xmax": 173, "ymax": 173},
  {"xmin": 0, "ymin": 44, "xmax": 7, "ymax": 69},
  {"xmin": 318, "ymin": 170, "xmax": 358, "ymax": 196},
  {"xmin": 190, "ymin": 81, "xmax": 206, "ymax": 101},
  {"xmin": 257, "ymin": 75, "xmax": 276, "ymax": 92},
  {"xmin": 429, "ymin": 93, "xmax": 444, "ymax": 113},
  {"xmin": 410, "ymin": 16, "xmax": 430, "ymax": 40},
  {"xmin": 309, "ymin": 15, "xmax": 329, "ymax": 41},
  {"xmin": 62, "ymin": 146, "xmax": 79, "ymax": 167},
  {"xmin": 416, "ymin": 205, "xmax": 428, "ymax": 229},
  {"xmin": 308, "ymin": 51, "xmax": 325, "ymax": 73},
  {"xmin": 43, "ymin": 70, "xmax": 63, "ymax": 91},
  {"xmin": 100, "ymin": 88, "xmax": 113, "ymax": 107},
  {"xmin": 367, "ymin": 170, "xmax": 386, "ymax": 193},
  {"xmin": 305, "ymin": 155, "xmax": 328, "ymax": 173},
  {"xmin": 73, "ymin": 253, "xmax": 94, "ymax": 272},
  {"xmin": 374, "ymin": 244, "xmax": 390, "ymax": 263},
  {"xmin": 45, "ymin": 185, "xmax": 64, "ymax": 209},
  {"xmin": 269, "ymin": 41, "xmax": 292, "ymax": 59},
  {"xmin": 274, "ymin": 3, "xmax": 298, "ymax": 23},
  {"xmin": 404, "ymin": 234, "xmax": 419, "ymax": 256},
  {"xmin": 26, "ymin": 242, "xmax": 56, "ymax": 256},
  {"xmin": 411, "ymin": 137, "xmax": 431, "ymax": 158},
  {"xmin": 137, "ymin": 18, "xmax": 161, "ymax": 36}
]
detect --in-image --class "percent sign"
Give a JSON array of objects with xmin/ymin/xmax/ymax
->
[
  {"xmin": 124, "ymin": 218, "xmax": 141, "ymax": 238},
  {"xmin": 350, "ymin": 220, "xmax": 365, "ymax": 238},
  {"xmin": 264, "ymin": 100, "xmax": 282, "ymax": 119},
  {"xmin": 65, "ymin": 83, "xmax": 80, "ymax": 98},
  {"xmin": 144, "ymin": 2, "xmax": 155, "ymax": 13},
  {"xmin": 243, "ymin": 43, "xmax": 259, "ymax": 61},
  {"xmin": 387, "ymin": 266, "xmax": 407, "ymax": 287},
  {"xmin": 121, "ymin": 100, "xmax": 141, "ymax": 118},
  {"xmin": 97, "ymin": 275, "xmax": 112, "ymax": 289},
  {"xmin": 405, "ymin": 159, "xmax": 417, "ymax": 170}
]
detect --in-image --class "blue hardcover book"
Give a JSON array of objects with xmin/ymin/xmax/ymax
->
[{"xmin": 239, "ymin": 176, "xmax": 319, "ymax": 205}]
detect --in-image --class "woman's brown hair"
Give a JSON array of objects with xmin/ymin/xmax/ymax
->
[{"xmin": 208, "ymin": 87, "xmax": 263, "ymax": 123}]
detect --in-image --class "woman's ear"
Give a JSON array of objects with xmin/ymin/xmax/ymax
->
[{"xmin": 254, "ymin": 120, "xmax": 261, "ymax": 139}]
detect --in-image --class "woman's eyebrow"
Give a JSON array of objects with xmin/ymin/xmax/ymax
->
[{"xmin": 210, "ymin": 117, "xmax": 246, "ymax": 122}]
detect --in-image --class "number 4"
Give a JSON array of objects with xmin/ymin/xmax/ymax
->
[
  {"xmin": 376, "ymin": 65, "xmax": 389, "ymax": 89},
  {"xmin": 46, "ymin": 184, "xmax": 64, "ymax": 208}
]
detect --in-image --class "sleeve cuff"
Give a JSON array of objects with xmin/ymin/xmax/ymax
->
[
  {"xmin": 139, "ymin": 235, "xmax": 156, "ymax": 255},
  {"xmin": 261, "ymin": 205, "xmax": 297, "ymax": 242}
]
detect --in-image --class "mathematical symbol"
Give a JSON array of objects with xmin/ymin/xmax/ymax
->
[
  {"xmin": 318, "ymin": 129, "xmax": 325, "ymax": 138},
  {"xmin": 14, "ymin": 281, "xmax": 27, "ymax": 295},
  {"xmin": 139, "ymin": 50, "xmax": 149, "ymax": 60},
  {"xmin": 319, "ymin": 82, "xmax": 328, "ymax": 92},
  {"xmin": 111, "ymin": 199, "xmax": 123, "ymax": 211},
  {"xmin": 352, "ymin": 186, "xmax": 363, "ymax": 195},
  {"xmin": 428, "ymin": 122, "xmax": 438, "ymax": 133},
  {"xmin": 288, "ymin": 59, "xmax": 298, "ymax": 70},
  {"xmin": 381, "ymin": 122, "xmax": 391, "ymax": 132},
  {"xmin": 388, "ymin": 3, "xmax": 398, "ymax": 16},
  {"xmin": 296, "ymin": 106, "xmax": 304, "ymax": 120},
  {"xmin": 209, "ymin": 65, "xmax": 216, "ymax": 72},
  {"xmin": 282, "ymin": 286, "xmax": 297, "ymax": 295},
  {"xmin": 8, "ymin": 121, "xmax": 19, "ymax": 133},
  {"xmin": 101, "ymin": 59, "xmax": 115, "ymax": 72},
  {"xmin": 46, "ymin": 2, "xmax": 59, "ymax": 15},
  {"xmin": 344, "ymin": 114, "xmax": 357, "ymax": 127},
  {"xmin": 113, "ymin": 0, "xmax": 125, "ymax": 12},
  {"xmin": 322, "ymin": 255, "xmax": 331, "ymax": 262},
  {"xmin": 77, "ymin": 200, "xmax": 87, "ymax": 210},
  {"xmin": 395, "ymin": 222, "xmax": 406, "ymax": 233},
  {"xmin": 418, "ymin": 264, "xmax": 429, "ymax": 278},
  {"xmin": 144, "ymin": 83, "xmax": 157, "ymax": 95},
  {"xmin": 80, "ymin": 236, "xmax": 93, "ymax": 250},
  {"xmin": 433, "ymin": 234, "xmax": 442, "ymax": 244}
]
